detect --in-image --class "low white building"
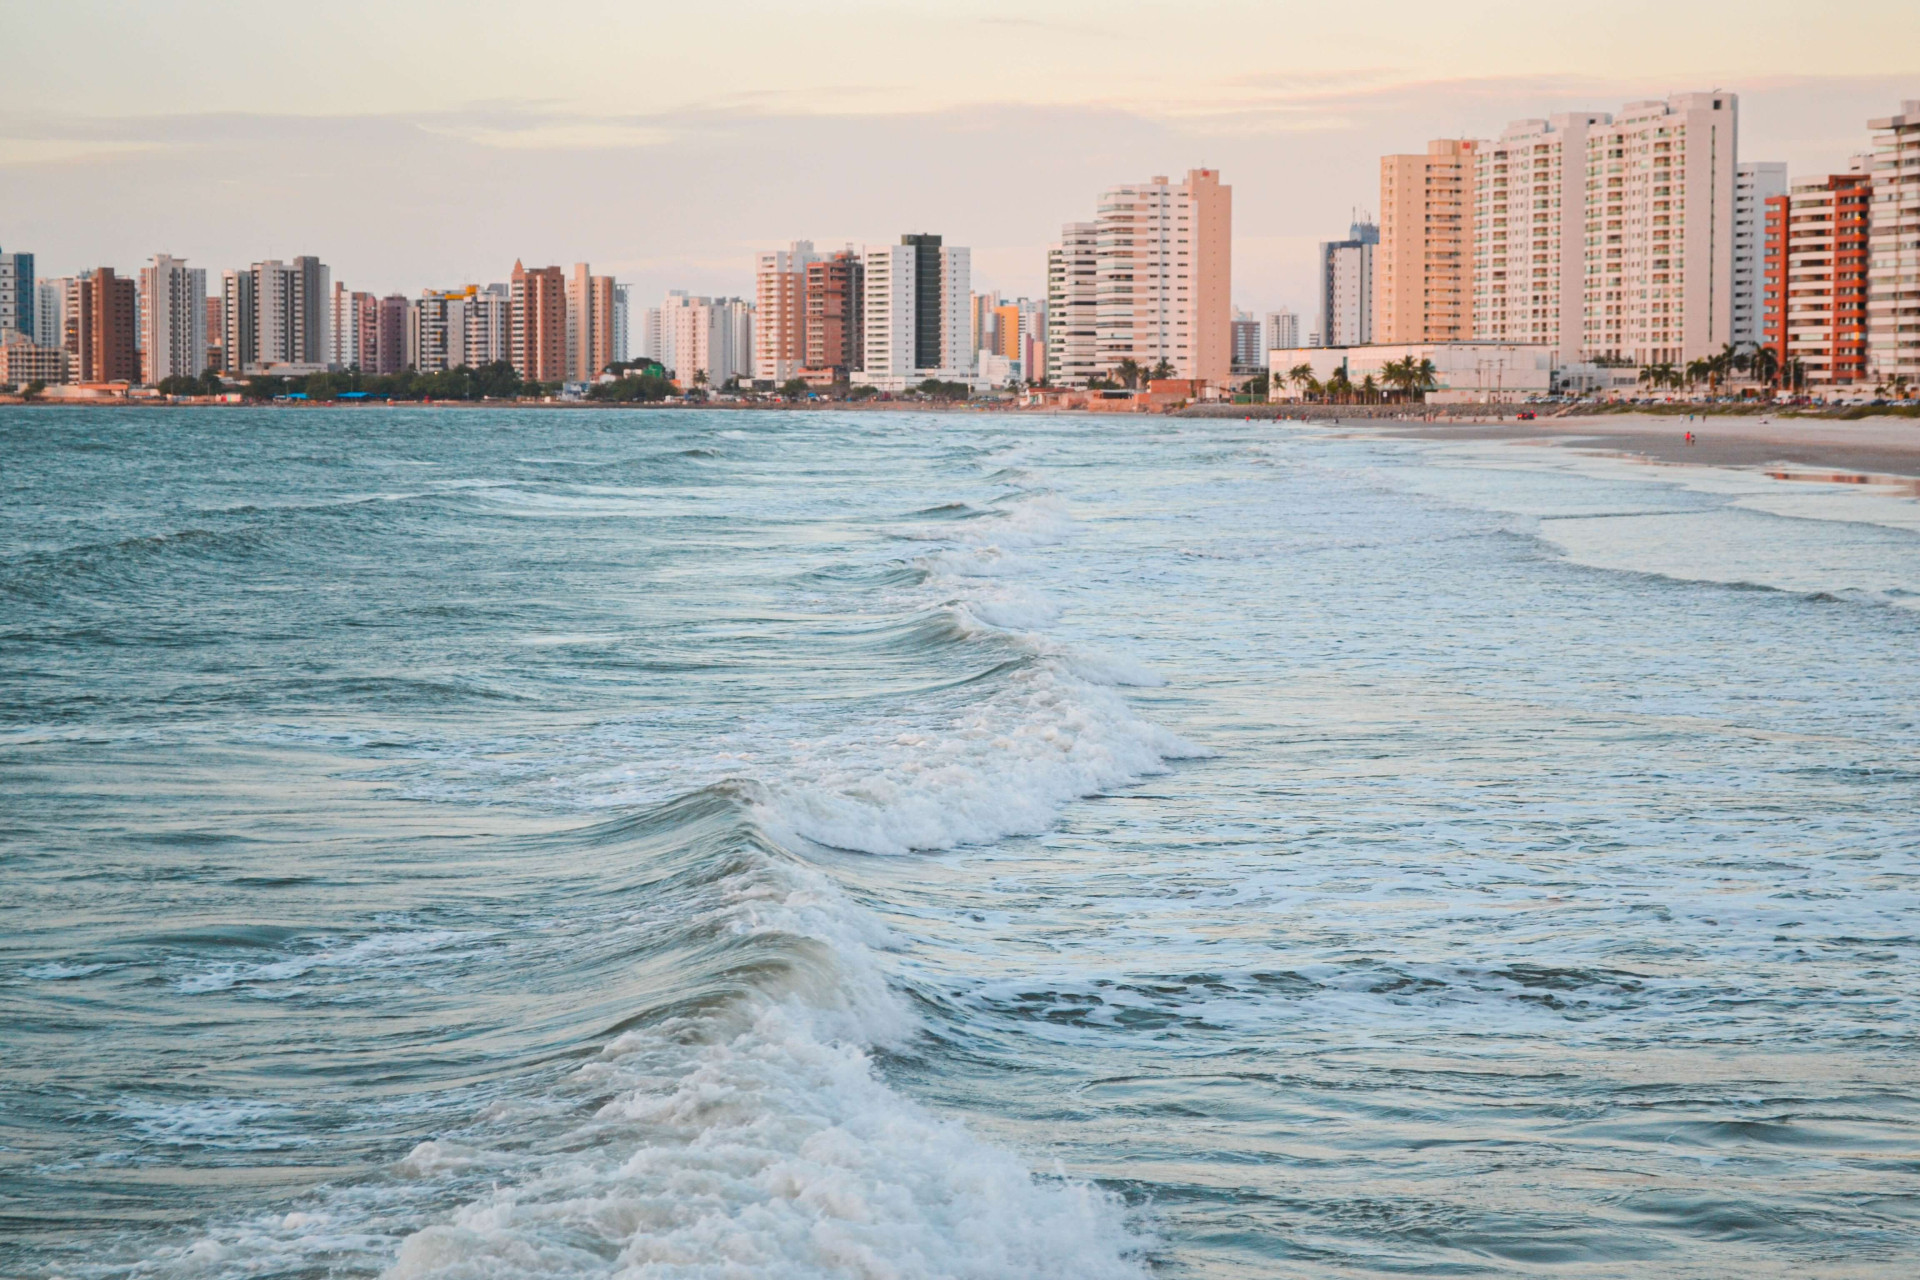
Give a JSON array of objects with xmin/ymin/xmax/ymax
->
[{"xmin": 1268, "ymin": 342, "xmax": 1555, "ymax": 403}]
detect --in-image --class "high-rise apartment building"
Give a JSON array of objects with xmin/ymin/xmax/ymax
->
[
  {"xmin": 36, "ymin": 278, "xmax": 70, "ymax": 355},
  {"xmin": 410, "ymin": 290, "xmax": 463, "ymax": 373},
  {"xmin": 1867, "ymin": 100, "xmax": 1920, "ymax": 387},
  {"xmin": 1761, "ymin": 191, "xmax": 1788, "ymax": 370},
  {"xmin": 1265, "ymin": 309, "xmax": 1300, "ymax": 351},
  {"xmin": 1378, "ymin": 140, "xmax": 1477, "ymax": 343},
  {"xmin": 139, "ymin": 254, "xmax": 207, "ymax": 383},
  {"xmin": 1582, "ymin": 93, "xmax": 1738, "ymax": 366},
  {"xmin": 1320, "ymin": 220, "xmax": 1378, "ymax": 348},
  {"xmin": 1473, "ymin": 113, "xmax": 1606, "ymax": 363},
  {"xmin": 660, "ymin": 292, "xmax": 753, "ymax": 387},
  {"xmin": 1089, "ymin": 169, "xmax": 1232, "ymax": 383},
  {"xmin": 1785, "ymin": 167, "xmax": 1873, "ymax": 389},
  {"xmin": 858, "ymin": 234, "xmax": 972, "ymax": 389},
  {"xmin": 755, "ymin": 241, "xmax": 820, "ymax": 383},
  {"xmin": 510, "ymin": 262, "xmax": 567, "ymax": 383},
  {"xmin": 220, "ymin": 256, "xmax": 329, "ymax": 372},
  {"xmin": 1733, "ymin": 161, "xmax": 1788, "ymax": 349},
  {"xmin": 567, "ymin": 263, "xmax": 616, "ymax": 381},
  {"xmin": 74, "ymin": 268, "xmax": 138, "ymax": 383},
  {"xmin": 1231, "ymin": 309, "xmax": 1263, "ymax": 373},
  {"xmin": 612, "ymin": 284, "xmax": 630, "ymax": 364},
  {"xmin": 328, "ymin": 283, "xmax": 360, "ymax": 371},
  {"xmin": 219, "ymin": 270, "xmax": 254, "ymax": 374},
  {"xmin": 0, "ymin": 247, "xmax": 34, "ymax": 338},
  {"xmin": 803, "ymin": 250, "xmax": 863, "ymax": 382},
  {"xmin": 204, "ymin": 296, "xmax": 224, "ymax": 375},
  {"xmin": 465, "ymin": 286, "xmax": 512, "ymax": 369},
  {"xmin": 1045, "ymin": 222, "xmax": 1099, "ymax": 387}
]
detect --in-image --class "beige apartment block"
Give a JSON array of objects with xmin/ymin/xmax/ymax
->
[
  {"xmin": 1582, "ymin": 93, "xmax": 1738, "ymax": 366},
  {"xmin": 1867, "ymin": 100, "xmax": 1920, "ymax": 387},
  {"xmin": 1092, "ymin": 169, "xmax": 1232, "ymax": 385},
  {"xmin": 1473, "ymin": 113, "xmax": 1606, "ymax": 365},
  {"xmin": 755, "ymin": 241, "xmax": 819, "ymax": 384},
  {"xmin": 1377, "ymin": 139, "xmax": 1477, "ymax": 343}
]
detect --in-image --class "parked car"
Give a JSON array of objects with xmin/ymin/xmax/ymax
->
[{"xmin": 1516, "ymin": 411, "xmax": 1537, "ymax": 421}]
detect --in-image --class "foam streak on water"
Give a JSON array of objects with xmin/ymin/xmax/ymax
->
[{"xmin": 2, "ymin": 409, "xmax": 1917, "ymax": 1279}]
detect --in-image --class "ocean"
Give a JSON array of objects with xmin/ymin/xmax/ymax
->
[{"xmin": 2, "ymin": 407, "xmax": 1916, "ymax": 1279}]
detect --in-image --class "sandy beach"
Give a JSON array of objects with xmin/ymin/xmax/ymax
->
[{"xmin": 1362, "ymin": 412, "xmax": 1920, "ymax": 480}]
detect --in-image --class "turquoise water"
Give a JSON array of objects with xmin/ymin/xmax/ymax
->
[{"xmin": 3, "ymin": 408, "xmax": 1917, "ymax": 1278}]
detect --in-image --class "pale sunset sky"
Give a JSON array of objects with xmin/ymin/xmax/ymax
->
[{"xmin": 6, "ymin": 0, "xmax": 1918, "ymax": 314}]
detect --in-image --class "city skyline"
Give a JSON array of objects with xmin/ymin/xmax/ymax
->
[{"xmin": 4, "ymin": 0, "xmax": 1915, "ymax": 314}]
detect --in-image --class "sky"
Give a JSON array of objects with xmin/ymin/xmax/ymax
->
[{"xmin": 5, "ymin": 1, "xmax": 1918, "ymax": 317}]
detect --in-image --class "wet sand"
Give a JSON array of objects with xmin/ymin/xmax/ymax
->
[{"xmin": 1358, "ymin": 413, "xmax": 1920, "ymax": 480}]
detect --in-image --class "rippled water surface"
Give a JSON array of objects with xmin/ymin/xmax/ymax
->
[{"xmin": 3, "ymin": 407, "xmax": 1917, "ymax": 1279}]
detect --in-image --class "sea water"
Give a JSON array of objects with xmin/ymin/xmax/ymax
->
[{"xmin": 2, "ymin": 408, "xmax": 1916, "ymax": 1279}]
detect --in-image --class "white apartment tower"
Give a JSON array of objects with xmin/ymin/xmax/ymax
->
[
  {"xmin": 1868, "ymin": 100, "xmax": 1920, "ymax": 387},
  {"xmin": 1472, "ymin": 113, "xmax": 1607, "ymax": 364},
  {"xmin": 1582, "ymin": 93, "xmax": 1739, "ymax": 366},
  {"xmin": 465, "ymin": 286, "xmax": 512, "ymax": 368},
  {"xmin": 1733, "ymin": 161, "xmax": 1788, "ymax": 349},
  {"xmin": 1046, "ymin": 222, "xmax": 1099, "ymax": 387},
  {"xmin": 1094, "ymin": 170, "xmax": 1233, "ymax": 383},
  {"xmin": 139, "ymin": 254, "xmax": 207, "ymax": 383},
  {"xmin": 660, "ymin": 292, "xmax": 754, "ymax": 388},
  {"xmin": 1266, "ymin": 309, "xmax": 1300, "ymax": 350},
  {"xmin": 857, "ymin": 235, "xmax": 971, "ymax": 390}
]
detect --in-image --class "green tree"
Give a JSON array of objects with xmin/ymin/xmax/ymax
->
[
  {"xmin": 779, "ymin": 377, "xmax": 809, "ymax": 399},
  {"xmin": 1113, "ymin": 357, "xmax": 1142, "ymax": 389},
  {"xmin": 1287, "ymin": 362, "xmax": 1318, "ymax": 401},
  {"xmin": 1148, "ymin": 357, "xmax": 1175, "ymax": 382}
]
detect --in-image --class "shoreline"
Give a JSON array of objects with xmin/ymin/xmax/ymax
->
[{"xmin": 1348, "ymin": 413, "xmax": 1920, "ymax": 481}]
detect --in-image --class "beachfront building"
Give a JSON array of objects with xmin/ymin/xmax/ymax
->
[
  {"xmin": 1473, "ymin": 113, "xmax": 1606, "ymax": 365},
  {"xmin": 755, "ymin": 241, "xmax": 819, "ymax": 384},
  {"xmin": 1045, "ymin": 222, "xmax": 1099, "ymax": 387},
  {"xmin": 1086, "ymin": 169, "xmax": 1233, "ymax": 386},
  {"xmin": 219, "ymin": 257, "xmax": 330, "ymax": 374},
  {"xmin": 1266, "ymin": 340, "xmax": 1554, "ymax": 403},
  {"xmin": 802, "ymin": 249, "xmax": 863, "ymax": 383},
  {"xmin": 856, "ymin": 234, "xmax": 972, "ymax": 391},
  {"xmin": 510, "ymin": 262, "xmax": 567, "ymax": 383},
  {"xmin": 660, "ymin": 292, "xmax": 753, "ymax": 388},
  {"xmin": 328, "ymin": 282, "xmax": 362, "ymax": 372},
  {"xmin": 139, "ymin": 254, "xmax": 206, "ymax": 383},
  {"xmin": 70, "ymin": 268, "xmax": 138, "ymax": 383},
  {"xmin": 1318, "ymin": 215, "xmax": 1377, "ymax": 349},
  {"xmin": 0, "ymin": 247, "xmax": 33, "ymax": 339},
  {"xmin": 568, "ymin": 264, "xmax": 616, "ymax": 381},
  {"xmin": 1378, "ymin": 140, "xmax": 1477, "ymax": 344},
  {"xmin": 1867, "ymin": 100, "xmax": 1920, "ymax": 390},
  {"xmin": 1733, "ymin": 161, "xmax": 1788, "ymax": 350},
  {"xmin": 1784, "ymin": 167, "xmax": 1873, "ymax": 392},
  {"xmin": 1582, "ymin": 93, "xmax": 1739, "ymax": 367},
  {"xmin": 1231, "ymin": 310, "xmax": 1263, "ymax": 374},
  {"xmin": 612, "ymin": 284, "xmax": 629, "ymax": 364},
  {"xmin": 465, "ymin": 286, "xmax": 512, "ymax": 368},
  {"xmin": 1761, "ymin": 192, "xmax": 1788, "ymax": 372},
  {"xmin": 1266, "ymin": 309, "xmax": 1300, "ymax": 351}
]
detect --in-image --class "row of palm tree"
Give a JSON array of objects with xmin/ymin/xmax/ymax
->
[{"xmin": 1280, "ymin": 357, "xmax": 1437, "ymax": 404}]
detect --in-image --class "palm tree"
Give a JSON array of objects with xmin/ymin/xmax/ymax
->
[
  {"xmin": 1749, "ymin": 345, "xmax": 1779, "ymax": 388},
  {"xmin": 1360, "ymin": 373, "xmax": 1379, "ymax": 404},
  {"xmin": 1114, "ymin": 357, "xmax": 1142, "ymax": 389},
  {"xmin": 1288, "ymin": 363, "xmax": 1318, "ymax": 401},
  {"xmin": 1326, "ymin": 367, "xmax": 1354, "ymax": 403},
  {"xmin": 1148, "ymin": 357, "xmax": 1175, "ymax": 382},
  {"xmin": 1408, "ymin": 358, "xmax": 1438, "ymax": 402},
  {"xmin": 1378, "ymin": 356, "xmax": 1412, "ymax": 401}
]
